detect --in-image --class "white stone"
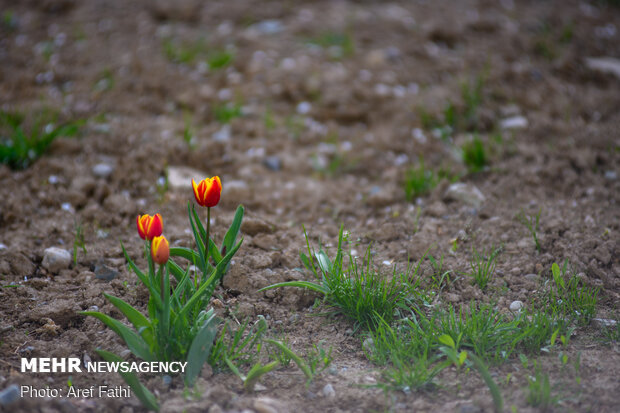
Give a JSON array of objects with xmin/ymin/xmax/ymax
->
[
  {"xmin": 92, "ymin": 163, "xmax": 114, "ymax": 178},
  {"xmin": 509, "ymin": 300, "xmax": 524, "ymax": 311},
  {"xmin": 322, "ymin": 383, "xmax": 335, "ymax": 399},
  {"xmin": 444, "ymin": 183, "xmax": 486, "ymax": 208},
  {"xmin": 42, "ymin": 247, "xmax": 72, "ymax": 273},
  {"xmin": 585, "ymin": 56, "xmax": 620, "ymax": 79},
  {"xmin": 500, "ymin": 116, "xmax": 528, "ymax": 130},
  {"xmin": 167, "ymin": 166, "xmax": 207, "ymax": 191}
]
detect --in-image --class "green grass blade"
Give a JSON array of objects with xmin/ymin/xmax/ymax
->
[
  {"xmin": 96, "ymin": 349, "xmax": 159, "ymax": 411},
  {"xmin": 184, "ymin": 313, "xmax": 219, "ymax": 386},
  {"xmin": 265, "ymin": 339, "xmax": 312, "ymax": 380},
  {"xmin": 258, "ymin": 281, "xmax": 329, "ymax": 295},
  {"xmin": 103, "ymin": 293, "xmax": 153, "ymax": 346},
  {"xmin": 468, "ymin": 353, "xmax": 503, "ymax": 413},
  {"xmin": 222, "ymin": 204, "xmax": 244, "ymax": 256},
  {"xmin": 82, "ymin": 311, "xmax": 154, "ymax": 361}
]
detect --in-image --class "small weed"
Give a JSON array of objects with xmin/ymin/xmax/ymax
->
[
  {"xmin": 462, "ymin": 135, "xmax": 488, "ymax": 172},
  {"xmin": 601, "ymin": 320, "xmax": 620, "ymax": 343},
  {"xmin": 465, "ymin": 246, "xmax": 500, "ymax": 290},
  {"xmin": 73, "ymin": 220, "xmax": 87, "ymax": 266},
  {"xmin": 427, "ymin": 254, "xmax": 453, "ymax": 294},
  {"xmin": 162, "ymin": 37, "xmax": 206, "ymax": 64},
  {"xmin": 546, "ymin": 262, "xmax": 598, "ymax": 325},
  {"xmin": 516, "ymin": 208, "xmax": 542, "ymax": 252},
  {"xmin": 1, "ymin": 110, "xmax": 83, "ymax": 169},
  {"xmin": 213, "ymin": 103, "xmax": 243, "ymax": 124},
  {"xmin": 209, "ymin": 317, "xmax": 268, "ymax": 371},
  {"xmin": 225, "ymin": 357, "xmax": 279, "ymax": 392},
  {"xmin": 404, "ymin": 160, "xmax": 436, "ymax": 200},
  {"xmin": 526, "ymin": 363, "xmax": 558, "ymax": 410},
  {"xmin": 207, "ymin": 49, "xmax": 234, "ymax": 70},
  {"xmin": 267, "ymin": 335, "xmax": 292, "ymax": 367},
  {"xmin": 261, "ymin": 227, "xmax": 424, "ymax": 329},
  {"xmin": 266, "ymin": 339, "xmax": 332, "ymax": 384},
  {"xmin": 307, "ymin": 31, "xmax": 354, "ymax": 59},
  {"xmin": 263, "ymin": 107, "xmax": 277, "ymax": 130},
  {"xmin": 93, "ymin": 68, "xmax": 115, "ymax": 92}
]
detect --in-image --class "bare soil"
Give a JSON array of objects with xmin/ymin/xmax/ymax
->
[{"xmin": 0, "ymin": 1, "xmax": 618, "ymax": 412}]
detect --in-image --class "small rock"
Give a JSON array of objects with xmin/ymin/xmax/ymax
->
[
  {"xmin": 92, "ymin": 163, "xmax": 114, "ymax": 178},
  {"xmin": 0, "ymin": 243, "xmax": 6, "ymax": 251},
  {"xmin": 444, "ymin": 183, "xmax": 485, "ymax": 208},
  {"xmin": 362, "ymin": 337, "xmax": 375, "ymax": 354},
  {"xmin": 212, "ymin": 124, "xmax": 231, "ymax": 142},
  {"xmin": 242, "ymin": 218, "xmax": 273, "ymax": 236},
  {"xmin": 322, "ymin": 383, "xmax": 335, "ymax": 399},
  {"xmin": 42, "ymin": 247, "xmax": 72, "ymax": 273},
  {"xmin": 0, "ymin": 384, "xmax": 20, "ymax": 406},
  {"xmin": 263, "ymin": 156, "xmax": 282, "ymax": 171},
  {"xmin": 604, "ymin": 170, "xmax": 617, "ymax": 181},
  {"xmin": 585, "ymin": 56, "xmax": 620, "ymax": 80},
  {"xmin": 427, "ymin": 201, "xmax": 448, "ymax": 217},
  {"xmin": 253, "ymin": 397, "xmax": 288, "ymax": 413},
  {"xmin": 250, "ymin": 19, "xmax": 284, "ymax": 35},
  {"xmin": 167, "ymin": 166, "xmax": 206, "ymax": 191},
  {"xmin": 509, "ymin": 301, "xmax": 524, "ymax": 311},
  {"xmin": 592, "ymin": 318, "xmax": 617, "ymax": 328},
  {"xmin": 296, "ymin": 101, "xmax": 311, "ymax": 114},
  {"xmin": 94, "ymin": 263, "xmax": 118, "ymax": 281},
  {"xmin": 500, "ymin": 116, "xmax": 528, "ymax": 129}
]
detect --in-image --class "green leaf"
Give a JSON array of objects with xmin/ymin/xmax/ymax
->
[
  {"xmin": 169, "ymin": 247, "xmax": 200, "ymax": 263},
  {"xmin": 82, "ymin": 311, "xmax": 154, "ymax": 361},
  {"xmin": 550, "ymin": 328, "xmax": 559, "ymax": 347},
  {"xmin": 121, "ymin": 242, "xmax": 162, "ymax": 310},
  {"xmin": 258, "ymin": 281, "xmax": 330, "ymax": 295},
  {"xmin": 184, "ymin": 313, "xmax": 219, "ymax": 386},
  {"xmin": 469, "ymin": 353, "xmax": 503, "ymax": 413},
  {"xmin": 438, "ymin": 334, "xmax": 456, "ymax": 349},
  {"xmin": 244, "ymin": 360, "xmax": 279, "ymax": 391},
  {"xmin": 96, "ymin": 349, "xmax": 159, "ymax": 411},
  {"xmin": 265, "ymin": 339, "xmax": 312, "ymax": 380},
  {"xmin": 178, "ymin": 238, "xmax": 243, "ymax": 321},
  {"xmin": 222, "ymin": 204, "xmax": 244, "ymax": 256},
  {"xmin": 458, "ymin": 351, "xmax": 467, "ymax": 365},
  {"xmin": 103, "ymin": 293, "xmax": 153, "ymax": 346}
]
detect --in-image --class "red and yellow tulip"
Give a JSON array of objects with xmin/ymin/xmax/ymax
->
[
  {"xmin": 136, "ymin": 213, "xmax": 163, "ymax": 241},
  {"xmin": 192, "ymin": 176, "xmax": 222, "ymax": 208},
  {"xmin": 151, "ymin": 235, "xmax": 170, "ymax": 265}
]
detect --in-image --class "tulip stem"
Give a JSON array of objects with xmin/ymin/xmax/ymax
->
[
  {"xmin": 159, "ymin": 265, "xmax": 164, "ymax": 303},
  {"xmin": 205, "ymin": 207, "xmax": 211, "ymax": 268}
]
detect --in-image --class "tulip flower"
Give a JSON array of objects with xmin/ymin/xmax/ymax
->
[
  {"xmin": 151, "ymin": 235, "xmax": 169, "ymax": 265},
  {"xmin": 136, "ymin": 213, "xmax": 163, "ymax": 241},
  {"xmin": 192, "ymin": 176, "xmax": 222, "ymax": 208}
]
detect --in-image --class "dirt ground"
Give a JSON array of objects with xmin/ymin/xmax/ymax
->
[{"xmin": 0, "ymin": 0, "xmax": 619, "ymax": 412}]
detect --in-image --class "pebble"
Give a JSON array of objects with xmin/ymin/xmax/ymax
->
[
  {"xmin": 263, "ymin": 156, "xmax": 282, "ymax": 171},
  {"xmin": 0, "ymin": 243, "xmax": 6, "ymax": 251},
  {"xmin": 94, "ymin": 263, "xmax": 118, "ymax": 281},
  {"xmin": 0, "ymin": 384, "xmax": 20, "ymax": 406},
  {"xmin": 92, "ymin": 163, "xmax": 114, "ymax": 178},
  {"xmin": 500, "ymin": 116, "xmax": 528, "ymax": 129},
  {"xmin": 212, "ymin": 124, "xmax": 231, "ymax": 142},
  {"xmin": 253, "ymin": 397, "xmax": 288, "ymax": 413},
  {"xmin": 585, "ymin": 56, "xmax": 620, "ymax": 80},
  {"xmin": 167, "ymin": 166, "xmax": 206, "ymax": 190},
  {"xmin": 509, "ymin": 300, "xmax": 524, "ymax": 311},
  {"xmin": 251, "ymin": 20, "xmax": 284, "ymax": 35},
  {"xmin": 322, "ymin": 383, "xmax": 335, "ymax": 399},
  {"xmin": 444, "ymin": 183, "xmax": 486, "ymax": 208},
  {"xmin": 362, "ymin": 337, "xmax": 375, "ymax": 354},
  {"xmin": 592, "ymin": 318, "xmax": 617, "ymax": 328},
  {"xmin": 296, "ymin": 101, "xmax": 311, "ymax": 114},
  {"xmin": 42, "ymin": 247, "xmax": 72, "ymax": 273},
  {"xmin": 604, "ymin": 170, "xmax": 617, "ymax": 181}
]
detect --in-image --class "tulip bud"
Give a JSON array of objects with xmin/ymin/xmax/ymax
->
[
  {"xmin": 136, "ymin": 213, "xmax": 163, "ymax": 241},
  {"xmin": 192, "ymin": 176, "xmax": 222, "ymax": 208},
  {"xmin": 151, "ymin": 236, "xmax": 169, "ymax": 265}
]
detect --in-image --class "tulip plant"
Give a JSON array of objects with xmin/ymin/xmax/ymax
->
[{"xmin": 83, "ymin": 176, "xmax": 244, "ymax": 411}]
